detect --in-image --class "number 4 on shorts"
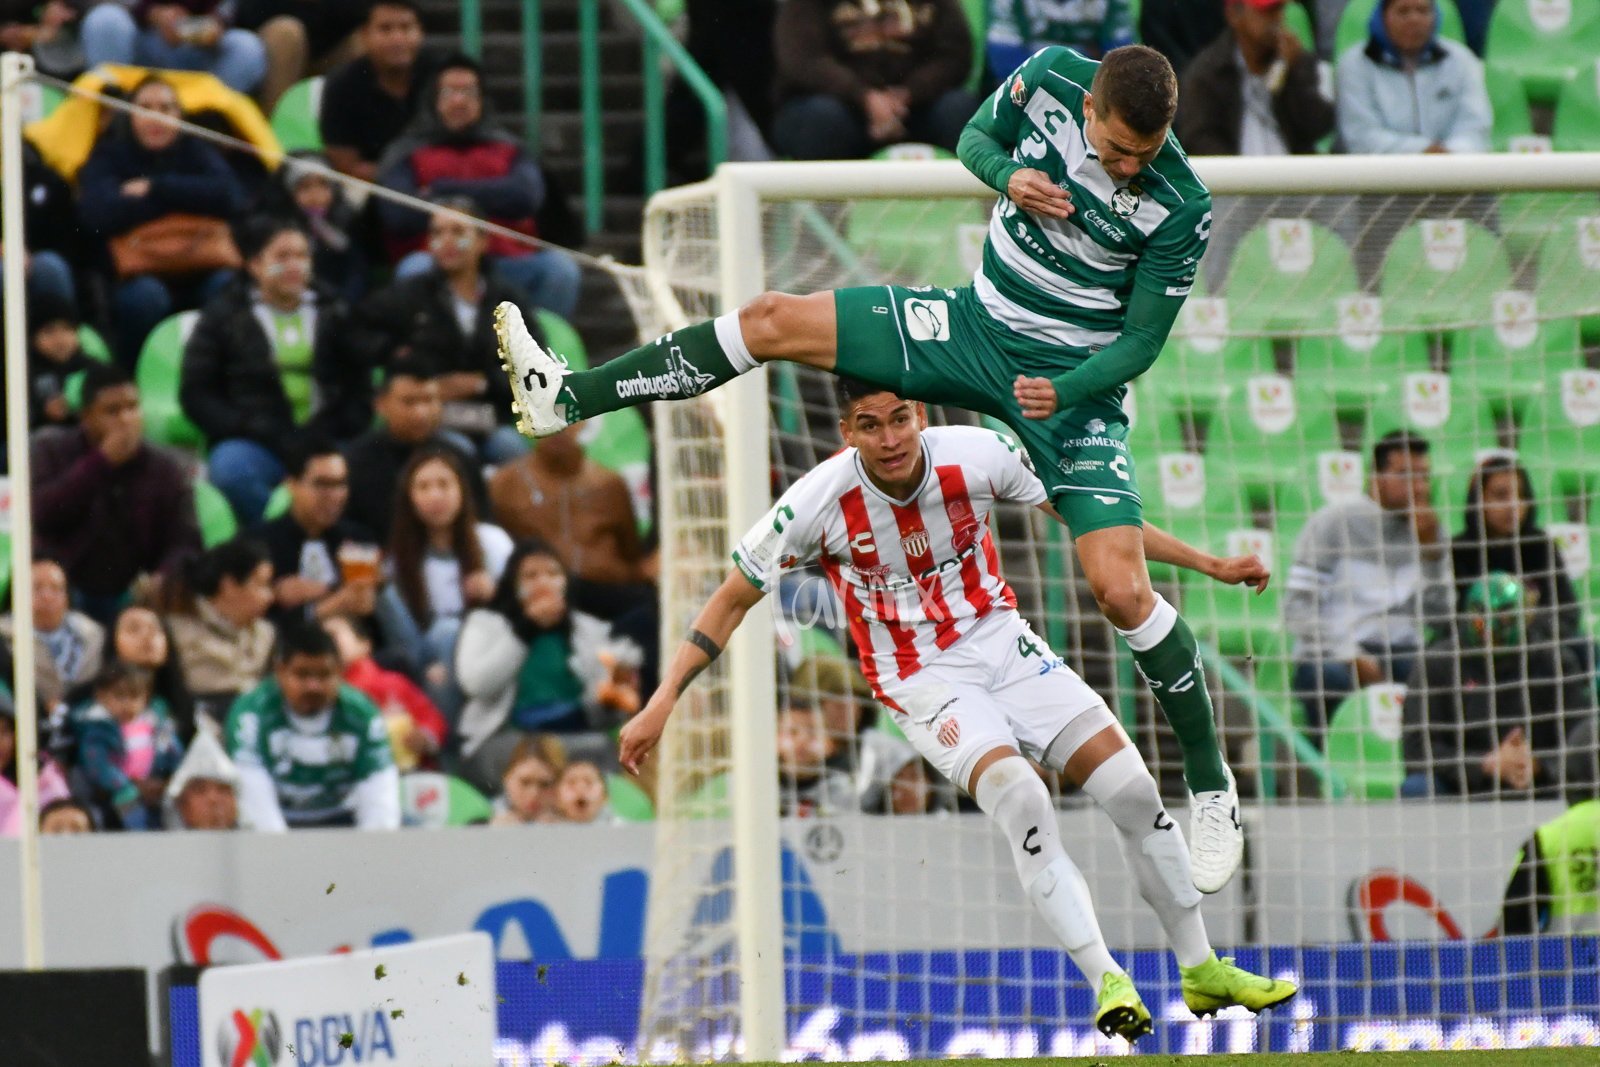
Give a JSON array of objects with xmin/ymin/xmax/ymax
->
[{"xmin": 1017, "ymin": 634, "xmax": 1043, "ymax": 658}]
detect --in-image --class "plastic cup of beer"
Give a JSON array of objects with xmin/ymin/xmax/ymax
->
[{"xmin": 338, "ymin": 542, "xmax": 381, "ymax": 586}]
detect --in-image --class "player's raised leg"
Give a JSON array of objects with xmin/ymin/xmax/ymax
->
[
  {"xmin": 495, "ymin": 291, "xmax": 840, "ymax": 437},
  {"xmin": 1073, "ymin": 523, "xmax": 1243, "ymax": 894}
]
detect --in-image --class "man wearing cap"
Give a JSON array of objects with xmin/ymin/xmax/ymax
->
[
  {"xmin": 1174, "ymin": 0, "xmax": 1334, "ymax": 156},
  {"xmin": 1400, "ymin": 571, "xmax": 1597, "ymax": 799}
]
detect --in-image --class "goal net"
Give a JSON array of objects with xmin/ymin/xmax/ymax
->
[{"xmin": 637, "ymin": 155, "xmax": 1600, "ymax": 1059}]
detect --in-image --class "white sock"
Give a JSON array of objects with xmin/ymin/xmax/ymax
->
[
  {"xmin": 1114, "ymin": 592, "xmax": 1178, "ymax": 651},
  {"xmin": 1081, "ymin": 747, "xmax": 1212, "ymax": 968},
  {"xmin": 713, "ymin": 312, "xmax": 759, "ymax": 373},
  {"xmin": 974, "ymin": 756, "xmax": 1123, "ymax": 988}
]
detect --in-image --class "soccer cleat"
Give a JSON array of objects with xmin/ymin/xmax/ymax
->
[
  {"xmin": 1179, "ymin": 953, "xmax": 1297, "ymax": 1018},
  {"xmin": 1094, "ymin": 972, "xmax": 1153, "ymax": 1042},
  {"xmin": 1188, "ymin": 764, "xmax": 1243, "ymax": 893},
  {"xmin": 495, "ymin": 300, "xmax": 571, "ymax": 437}
]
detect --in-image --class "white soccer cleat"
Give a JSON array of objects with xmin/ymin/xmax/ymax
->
[
  {"xmin": 495, "ymin": 300, "xmax": 571, "ymax": 438},
  {"xmin": 1188, "ymin": 765, "xmax": 1243, "ymax": 893}
]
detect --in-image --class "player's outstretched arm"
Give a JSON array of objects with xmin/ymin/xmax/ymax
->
[
  {"xmin": 618, "ymin": 568, "xmax": 767, "ymax": 773},
  {"xmin": 1141, "ymin": 521, "xmax": 1271, "ymax": 592}
]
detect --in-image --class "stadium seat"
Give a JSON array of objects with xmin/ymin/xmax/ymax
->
[
  {"xmin": 262, "ymin": 482, "xmax": 291, "ymax": 521},
  {"xmin": 1518, "ymin": 368, "xmax": 1600, "ymax": 521},
  {"xmin": 1448, "ymin": 290, "xmax": 1581, "ymax": 417},
  {"xmin": 1323, "ymin": 683, "xmax": 1407, "ymax": 799},
  {"xmin": 961, "ymin": 0, "xmax": 986, "ymax": 90},
  {"xmin": 848, "ymin": 148, "xmax": 986, "ymax": 290},
  {"xmin": 1380, "ymin": 218, "xmax": 1512, "ymax": 332},
  {"xmin": 1335, "ymin": 0, "xmax": 1467, "ymax": 60},
  {"xmin": 1147, "ymin": 289, "xmax": 1271, "ymax": 420},
  {"xmin": 77, "ymin": 324, "xmax": 112, "ymax": 363},
  {"xmin": 0, "ymin": 529, "xmax": 10, "ymax": 604},
  {"xmin": 1552, "ymin": 59, "xmax": 1600, "ymax": 150},
  {"xmin": 135, "ymin": 311, "xmax": 204, "ymax": 450},
  {"xmin": 399, "ymin": 772, "xmax": 494, "ymax": 827},
  {"xmin": 607, "ymin": 773, "xmax": 656, "ymax": 821},
  {"xmin": 1223, "ymin": 218, "xmax": 1358, "ymax": 390},
  {"xmin": 1295, "ymin": 294, "xmax": 1432, "ymax": 413},
  {"xmin": 1207, "ymin": 375, "xmax": 1341, "ymax": 515},
  {"xmin": 270, "ymin": 76, "xmax": 324, "ymax": 154},
  {"xmin": 1487, "ymin": 64, "xmax": 1540, "ymax": 152},
  {"xmin": 1535, "ymin": 214, "xmax": 1600, "ymax": 346},
  {"xmin": 1284, "ymin": 1, "xmax": 1315, "ymax": 50},
  {"xmin": 1484, "ymin": 0, "xmax": 1600, "ymax": 107},
  {"xmin": 193, "ymin": 479, "xmax": 238, "ymax": 547}
]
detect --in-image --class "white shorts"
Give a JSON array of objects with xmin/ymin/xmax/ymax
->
[{"xmin": 877, "ymin": 609, "xmax": 1113, "ymax": 791}]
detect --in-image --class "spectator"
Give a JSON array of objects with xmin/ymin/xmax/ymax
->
[
  {"xmin": 16, "ymin": 143, "xmax": 84, "ymax": 307},
  {"xmin": 0, "ymin": 1, "xmax": 85, "ymax": 78},
  {"xmin": 162, "ymin": 537, "xmax": 276, "ymax": 720},
  {"xmin": 1139, "ymin": 0, "xmax": 1227, "ymax": 78},
  {"xmin": 771, "ymin": 0, "xmax": 978, "ymax": 160},
  {"xmin": 0, "ymin": 558, "xmax": 105, "ymax": 702},
  {"xmin": 269, "ymin": 153, "xmax": 369, "ymax": 305},
  {"xmin": 162, "ymin": 729, "xmax": 242, "ymax": 830},
  {"xmin": 24, "ymin": 291, "xmax": 92, "ymax": 431},
  {"xmin": 342, "ymin": 355, "xmax": 485, "ymax": 542},
  {"xmin": 39, "ymin": 798, "xmax": 95, "ymax": 833},
  {"xmin": 552, "ymin": 759, "xmax": 613, "ymax": 823},
  {"xmin": 1285, "ymin": 431, "xmax": 1453, "ymax": 738},
  {"xmin": 454, "ymin": 539, "xmax": 641, "ymax": 794},
  {"xmin": 80, "ymin": 1, "xmax": 267, "ymax": 95},
  {"xmin": 318, "ymin": 0, "xmax": 437, "ymax": 184},
  {"xmin": 101, "ymin": 604, "xmax": 196, "ymax": 745},
  {"xmin": 777, "ymin": 701, "xmax": 857, "ymax": 816},
  {"xmin": 377, "ymin": 446, "xmax": 512, "ymax": 714},
  {"xmin": 225, "ymin": 620, "xmax": 400, "ymax": 829},
  {"xmin": 180, "ymin": 216, "xmax": 378, "ymax": 524},
  {"xmin": 31, "ymin": 363, "xmax": 200, "ymax": 621},
  {"xmin": 0, "ymin": 703, "xmax": 72, "ymax": 837},
  {"xmin": 1334, "ymin": 0, "xmax": 1490, "ymax": 154},
  {"xmin": 1497, "ymin": 799, "xmax": 1600, "ymax": 936},
  {"xmin": 1452, "ymin": 456, "xmax": 1587, "ymax": 668},
  {"xmin": 489, "ymin": 733, "xmax": 563, "ymax": 825},
  {"xmin": 324, "ymin": 613, "xmax": 446, "ymax": 772},
  {"xmin": 1401, "ymin": 572, "xmax": 1596, "ymax": 799},
  {"xmin": 74, "ymin": 660, "xmax": 183, "ymax": 830},
  {"xmin": 987, "ymin": 0, "xmax": 1135, "ymax": 75},
  {"xmin": 359, "ymin": 199, "xmax": 531, "ymax": 463},
  {"xmin": 662, "ymin": 0, "xmax": 779, "ymax": 181},
  {"xmin": 77, "ymin": 76, "xmax": 243, "ymax": 366},
  {"xmin": 247, "ymin": 435, "xmax": 380, "ymax": 627},
  {"xmin": 376, "ymin": 54, "xmax": 581, "ymax": 321},
  {"xmin": 1176, "ymin": 0, "xmax": 1334, "ymax": 156},
  {"xmin": 234, "ymin": 0, "xmax": 367, "ymax": 113}
]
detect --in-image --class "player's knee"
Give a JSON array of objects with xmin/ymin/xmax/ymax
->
[
  {"xmin": 1090, "ymin": 577, "xmax": 1154, "ymax": 630},
  {"xmin": 1082, "ymin": 747, "xmax": 1163, "ymax": 838},
  {"xmin": 738, "ymin": 291, "xmax": 799, "ymax": 359},
  {"xmin": 975, "ymin": 755, "xmax": 1062, "ymax": 868}
]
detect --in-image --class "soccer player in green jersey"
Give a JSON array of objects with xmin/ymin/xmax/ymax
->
[{"xmin": 496, "ymin": 44, "xmax": 1247, "ymax": 891}]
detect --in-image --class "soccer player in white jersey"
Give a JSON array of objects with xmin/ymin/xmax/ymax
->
[
  {"xmin": 498, "ymin": 44, "xmax": 1251, "ymax": 892},
  {"xmin": 617, "ymin": 379, "xmax": 1296, "ymax": 1041}
]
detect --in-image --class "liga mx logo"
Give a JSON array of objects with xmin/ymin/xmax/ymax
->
[{"xmin": 218, "ymin": 1007, "xmax": 282, "ymax": 1067}]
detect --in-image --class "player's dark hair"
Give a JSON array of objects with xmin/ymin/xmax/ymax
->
[
  {"xmin": 1372, "ymin": 429, "xmax": 1430, "ymax": 473},
  {"xmin": 1090, "ymin": 45, "xmax": 1178, "ymax": 137},
  {"xmin": 833, "ymin": 375, "xmax": 901, "ymax": 417},
  {"xmin": 79, "ymin": 362, "xmax": 135, "ymax": 411},
  {"xmin": 274, "ymin": 619, "xmax": 340, "ymax": 663},
  {"xmin": 283, "ymin": 431, "xmax": 343, "ymax": 480}
]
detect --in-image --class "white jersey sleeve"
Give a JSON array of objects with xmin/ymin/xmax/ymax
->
[
  {"xmin": 983, "ymin": 429, "xmax": 1050, "ymax": 507},
  {"xmin": 731, "ymin": 469, "xmax": 833, "ymax": 591}
]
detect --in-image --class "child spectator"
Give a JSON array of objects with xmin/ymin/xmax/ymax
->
[
  {"xmin": 162, "ymin": 537, "xmax": 277, "ymax": 723},
  {"xmin": 377, "ymin": 445, "xmax": 512, "ymax": 714},
  {"xmin": 25, "ymin": 292, "xmax": 91, "ymax": 431},
  {"xmin": 553, "ymin": 759, "xmax": 612, "ymax": 823},
  {"xmin": 489, "ymin": 734, "xmax": 563, "ymax": 826},
  {"xmin": 103, "ymin": 605, "xmax": 196, "ymax": 746},
  {"xmin": 272, "ymin": 153, "xmax": 369, "ymax": 304},
  {"xmin": 455, "ymin": 539, "xmax": 641, "ymax": 793},
  {"xmin": 0, "ymin": 702, "xmax": 72, "ymax": 837},
  {"xmin": 39, "ymin": 798, "xmax": 95, "ymax": 833},
  {"xmin": 324, "ymin": 613, "xmax": 446, "ymax": 771},
  {"xmin": 74, "ymin": 660, "xmax": 183, "ymax": 830}
]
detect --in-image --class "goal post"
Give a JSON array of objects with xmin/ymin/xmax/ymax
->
[{"xmin": 640, "ymin": 153, "xmax": 1600, "ymax": 1060}]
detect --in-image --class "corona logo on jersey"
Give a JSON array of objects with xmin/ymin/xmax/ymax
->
[{"xmin": 218, "ymin": 1008, "xmax": 282, "ymax": 1067}]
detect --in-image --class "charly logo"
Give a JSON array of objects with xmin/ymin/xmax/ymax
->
[
  {"xmin": 219, "ymin": 1008, "xmax": 282, "ymax": 1067},
  {"xmin": 1110, "ymin": 185, "xmax": 1140, "ymax": 219}
]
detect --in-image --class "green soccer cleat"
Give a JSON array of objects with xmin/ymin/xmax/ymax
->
[
  {"xmin": 1094, "ymin": 971, "xmax": 1153, "ymax": 1042},
  {"xmin": 1179, "ymin": 953, "xmax": 1298, "ymax": 1017}
]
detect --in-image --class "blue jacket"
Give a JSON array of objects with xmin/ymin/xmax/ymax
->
[
  {"xmin": 1335, "ymin": 3, "xmax": 1491, "ymax": 154},
  {"xmin": 77, "ymin": 132, "xmax": 242, "ymax": 237}
]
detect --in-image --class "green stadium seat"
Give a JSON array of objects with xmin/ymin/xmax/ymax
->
[
  {"xmin": 607, "ymin": 773, "xmax": 656, "ymax": 821},
  {"xmin": 0, "ymin": 529, "xmax": 10, "ymax": 604},
  {"xmin": 77, "ymin": 324, "xmax": 112, "ymax": 363},
  {"xmin": 849, "ymin": 146, "xmax": 986, "ymax": 290},
  {"xmin": 1335, "ymin": 0, "xmax": 1467, "ymax": 60},
  {"xmin": 270, "ymin": 76, "xmax": 324, "ymax": 154},
  {"xmin": 1324, "ymin": 683, "xmax": 1407, "ymax": 799},
  {"xmin": 194, "ymin": 479, "xmax": 238, "ymax": 547},
  {"xmin": 1484, "ymin": 0, "xmax": 1600, "ymax": 107},
  {"xmin": 1148, "ymin": 294, "xmax": 1271, "ymax": 420},
  {"xmin": 1552, "ymin": 59, "xmax": 1600, "ymax": 150},
  {"xmin": 1284, "ymin": 1, "xmax": 1315, "ymax": 49},
  {"xmin": 262, "ymin": 482, "xmax": 290, "ymax": 521},
  {"xmin": 1224, "ymin": 218, "xmax": 1358, "ymax": 390},
  {"xmin": 1379, "ymin": 217, "xmax": 1512, "ymax": 332},
  {"xmin": 1296, "ymin": 294, "xmax": 1432, "ymax": 413},
  {"xmin": 1536, "ymin": 213, "xmax": 1600, "ymax": 346},
  {"xmin": 1207, "ymin": 375, "xmax": 1341, "ymax": 512},
  {"xmin": 1448, "ymin": 290, "xmax": 1582, "ymax": 417},
  {"xmin": 1518, "ymin": 368, "xmax": 1600, "ymax": 521},
  {"xmin": 19, "ymin": 80, "xmax": 65, "ymax": 123},
  {"xmin": 136, "ymin": 311, "xmax": 205, "ymax": 450},
  {"xmin": 1487, "ymin": 64, "xmax": 1539, "ymax": 151},
  {"xmin": 963, "ymin": 0, "xmax": 987, "ymax": 89}
]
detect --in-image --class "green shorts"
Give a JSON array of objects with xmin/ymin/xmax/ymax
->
[{"xmin": 834, "ymin": 284, "xmax": 1142, "ymax": 537}]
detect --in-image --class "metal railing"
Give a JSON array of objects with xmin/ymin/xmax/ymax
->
[{"xmin": 457, "ymin": 0, "xmax": 727, "ymax": 235}]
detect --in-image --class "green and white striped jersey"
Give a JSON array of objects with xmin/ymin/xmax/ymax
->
[{"xmin": 965, "ymin": 46, "xmax": 1211, "ymax": 351}]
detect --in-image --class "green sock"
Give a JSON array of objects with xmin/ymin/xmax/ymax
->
[
  {"xmin": 562, "ymin": 319, "xmax": 750, "ymax": 421},
  {"xmin": 1126, "ymin": 613, "xmax": 1230, "ymax": 794}
]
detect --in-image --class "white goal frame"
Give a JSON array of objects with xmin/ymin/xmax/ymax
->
[{"xmin": 641, "ymin": 152, "xmax": 1600, "ymax": 1063}]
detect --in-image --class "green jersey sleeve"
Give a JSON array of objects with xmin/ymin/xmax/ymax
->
[
  {"xmin": 1135, "ymin": 195, "xmax": 1210, "ymax": 298},
  {"xmin": 959, "ymin": 47, "xmax": 1062, "ymax": 194}
]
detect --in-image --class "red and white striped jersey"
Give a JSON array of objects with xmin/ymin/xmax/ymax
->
[{"xmin": 733, "ymin": 426, "xmax": 1048, "ymax": 693}]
